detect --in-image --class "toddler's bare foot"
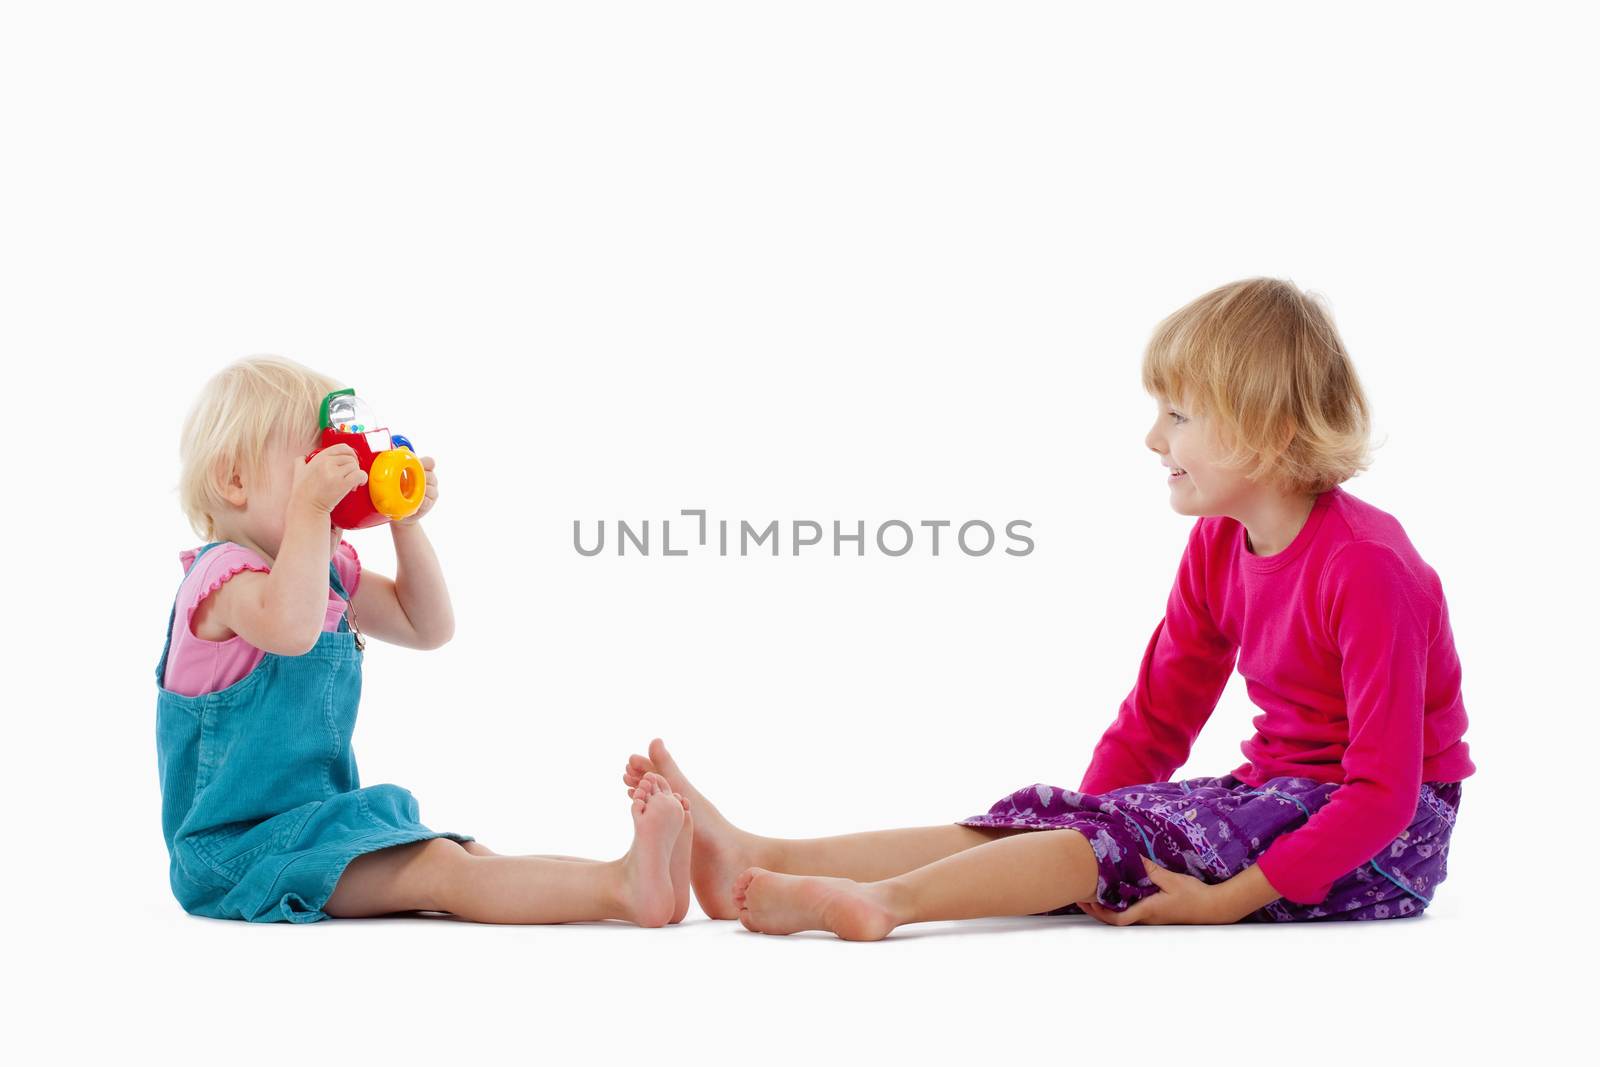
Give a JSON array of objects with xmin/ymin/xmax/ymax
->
[
  {"xmin": 731, "ymin": 868, "xmax": 899, "ymax": 942},
  {"xmin": 621, "ymin": 773, "xmax": 683, "ymax": 928},
  {"xmin": 670, "ymin": 792, "xmax": 692, "ymax": 924},
  {"xmin": 628, "ymin": 773, "xmax": 693, "ymax": 923},
  {"xmin": 622, "ymin": 738, "xmax": 761, "ymax": 920}
]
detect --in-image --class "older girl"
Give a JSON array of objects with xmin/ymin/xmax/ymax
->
[{"xmin": 626, "ymin": 278, "xmax": 1474, "ymax": 938}]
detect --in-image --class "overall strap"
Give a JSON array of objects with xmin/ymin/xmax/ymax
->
[
  {"xmin": 157, "ymin": 541, "xmax": 225, "ymax": 684},
  {"xmin": 328, "ymin": 557, "xmax": 350, "ymax": 633},
  {"xmin": 328, "ymin": 557, "xmax": 350, "ymax": 602},
  {"xmin": 327, "ymin": 554, "xmax": 363, "ymax": 647}
]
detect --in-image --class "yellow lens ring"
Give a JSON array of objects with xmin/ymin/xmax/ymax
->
[{"xmin": 368, "ymin": 448, "xmax": 426, "ymax": 520}]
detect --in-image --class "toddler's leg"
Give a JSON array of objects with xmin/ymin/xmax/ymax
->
[
  {"xmin": 324, "ymin": 782, "xmax": 683, "ymax": 926},
  {"xmin": 732, "ymin": 827, "xmax": 1099, "ymax": 941},
  {"xmin": 623, "ymin": 739, "xmax": 1023, "ymax": 919}
]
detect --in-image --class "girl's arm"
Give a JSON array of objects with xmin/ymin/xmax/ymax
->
[
  {"xmin": 1249, "ymin": 542, "xmax": 1432, "ymax": 907},
  {"xmin": 348, "ymin": 521, "xmax": 455, "ymax": 649},
  {"xmin": 202, "ymin": 449, "xmax": 366, "ymax": 655},
  {"xmin": 1080, "ymin": 519, "xmax": 1238, "ymax": 793},
  {"xmin": 1207, "ymin": 864, "xmax": 1284, "ymax": 923}
]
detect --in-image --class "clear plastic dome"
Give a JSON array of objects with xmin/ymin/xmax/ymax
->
[{"xmin": 327, "ymin": 394, "xmax": 378, "ymax": 432}]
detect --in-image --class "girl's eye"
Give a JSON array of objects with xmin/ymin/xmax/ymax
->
[{"xmin": 1168, "ymin": 411, "xmax": 1186, "ymax": 424}]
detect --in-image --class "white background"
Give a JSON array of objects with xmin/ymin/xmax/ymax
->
[{"xmin": 4, "ymin": 1, "xmax": 1592, "ymax": 1062}]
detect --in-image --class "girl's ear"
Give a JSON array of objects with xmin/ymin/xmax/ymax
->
[{"xmin": 219, "ymin": 460, "xmax": 248, "ymax": 509}]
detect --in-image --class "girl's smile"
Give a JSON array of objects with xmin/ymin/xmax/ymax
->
[
  {"xmin": 1145, "ymin": 392, "xmax": 1317, "ymax": 556},
  {"xmin": 1148, "ymin": 395, "xmax": 1201, "ymax": 497}
]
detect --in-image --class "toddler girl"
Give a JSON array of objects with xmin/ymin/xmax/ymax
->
[
  {"xmin": 624, "ymin": 278, "xmax": 1475, "ymax": 938},
  {"xmin": 158, "ymin": 355, "xmax": 691, "ymax": 925}
]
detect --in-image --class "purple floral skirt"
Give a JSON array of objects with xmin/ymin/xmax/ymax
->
[{"xmin": 958, "ymin": 774, "xmax": 1462, "ymax": 922}]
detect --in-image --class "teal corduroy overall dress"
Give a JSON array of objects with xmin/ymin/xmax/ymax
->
[{"xmin": 155, "ymin": 541, "xmax": 473, "ymax": 922}]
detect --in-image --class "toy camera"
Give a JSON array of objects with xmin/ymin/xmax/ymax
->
[{"xmin": 304, "ymin": 388, "xmax": 425, "ymax": 530}]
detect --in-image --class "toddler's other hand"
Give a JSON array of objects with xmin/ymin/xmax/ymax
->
[
  {"xmin": 392, "ymin": 456, "xmax": 437, "ymax": 527},
  {"xmin": 293, "ymin": 444, "xmax": 367, "ymax": 517}
]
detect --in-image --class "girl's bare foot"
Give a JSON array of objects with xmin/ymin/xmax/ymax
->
[
  {"xmin": 621, "ymin": 738, "xmax": 762, "ymax": 919},
  {"xmin": 621, "ymin": 773, "xmax": 683, "ymax": 928},
  {"xmin": 731, "ymin": 868, "xmax": 900, "ymax": 942}
]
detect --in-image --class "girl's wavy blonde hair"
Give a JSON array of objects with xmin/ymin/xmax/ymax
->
[
  {"xmin": 177, "ymin": 355, "xmax": 345, "ymax": 540},
  {"xmin": 1142, "ymin": 277, "xmax": 1379, "ymax": 495}
]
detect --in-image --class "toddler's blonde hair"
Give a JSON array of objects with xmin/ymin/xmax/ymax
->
[
  {"xmin": 1142, "ymin": 277, "xmax": 1378, "ymax": 495},
  {"xmin": 177, "ymin": 355, "xmax": 345, "ymax": 540}
]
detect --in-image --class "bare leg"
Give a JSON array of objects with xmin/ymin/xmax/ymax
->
[
  {"xmin": 324, "ymin": 785, "xmax": 684, "ymax": 926},
  {"xmin": 436, "ymin": 775, "xmax": 690, "ymax": 923},
  {"xmin": 732, "ymin": 827, "xmax": 1099, "ymax": 941},
  {"xmin": 762, "ymin": 826, "xmax": 1015, "ymax": 881},
  {"xmin": 623, "ymin": 738, "xmax": 1022, "ymax": 919},
  {"xmin": 463, "ymin": 839, "xmax": 595, "ymax": 862}
]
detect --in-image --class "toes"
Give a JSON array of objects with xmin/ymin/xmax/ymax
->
[
  {"xmin": 648, "ymin": 738, "xmax": 678, "ymax": 777},
  {"xmin": 732, "ymin": 867, "xmax": 758, "ymax": 908},
  {"xmin": 738, "ymin": 907, "xmax": 758, "ymax": 933},
  {"xmin": 674, "ymin": 791, "xmax": 691, "ymax": 812}
]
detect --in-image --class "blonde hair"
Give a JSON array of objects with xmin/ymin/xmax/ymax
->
[
  {"xmin": 1142, "ymin": 277, "xmax": 1379, "ymax": 495},
  {"xmin": 177, "ymin": 355, "xmax": 345, "ymax": 540}
]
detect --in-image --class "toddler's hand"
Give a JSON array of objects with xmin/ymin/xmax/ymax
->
[
  {"xmin": 292, "ymin": 444, "xmax": 368, "ymax": 516},
  {"xmin": 392, "ymin": 456, "xmax": 438, "ymax": 527}
]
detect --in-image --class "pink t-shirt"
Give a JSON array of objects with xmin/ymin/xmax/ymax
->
[
  {"xmin": 1077, "ymin": 484, "xmax": 1475, "ymax": 906},
  {"xmin": 160, "ymin": 540, "xmax": 363, "ymax": 698}
]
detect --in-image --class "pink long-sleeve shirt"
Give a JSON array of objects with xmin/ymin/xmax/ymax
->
[{"xmin": 1078, "ymin": 484, "xmax": 1475, "ymax": 906}]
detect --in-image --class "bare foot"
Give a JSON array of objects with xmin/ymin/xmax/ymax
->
[
  {"xmin": 622, "ymin": 738, "xmax": 760, "ymax": 920},
  {"xmin": 621, "ymin": 773, "xmax": 683, "ymax": 928},
  {"xmin": 630, "ymin": 773, "xmax": 694, "ymax": 923},
  {"xmin": 731, "ymin": 868, "xmax": 899, "ymax": 941},
  {"xmin": 670, "ymin": 792, "xmax": 693, "ymax": 924}
]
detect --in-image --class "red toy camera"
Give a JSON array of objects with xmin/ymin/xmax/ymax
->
[{"xmin": 304, "ymin": 388, "xmax": 425, "ymax": 530}]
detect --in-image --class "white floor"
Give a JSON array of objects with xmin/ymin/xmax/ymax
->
[{"xmin": 22, "ymin": 881, "xmax": 1573, "ymax": 1064}]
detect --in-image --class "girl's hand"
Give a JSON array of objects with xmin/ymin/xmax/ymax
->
[
  {"xmin": 293, "ymin": 444, "xmax": 367, "ymax": 516},
  {"xmin": 1076, "ymin": 856, "xmax": 1231, "ymax": 926},
  {"xmin": 393, "ymin": 456, "xmax": 438, "ymax": 527}
]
